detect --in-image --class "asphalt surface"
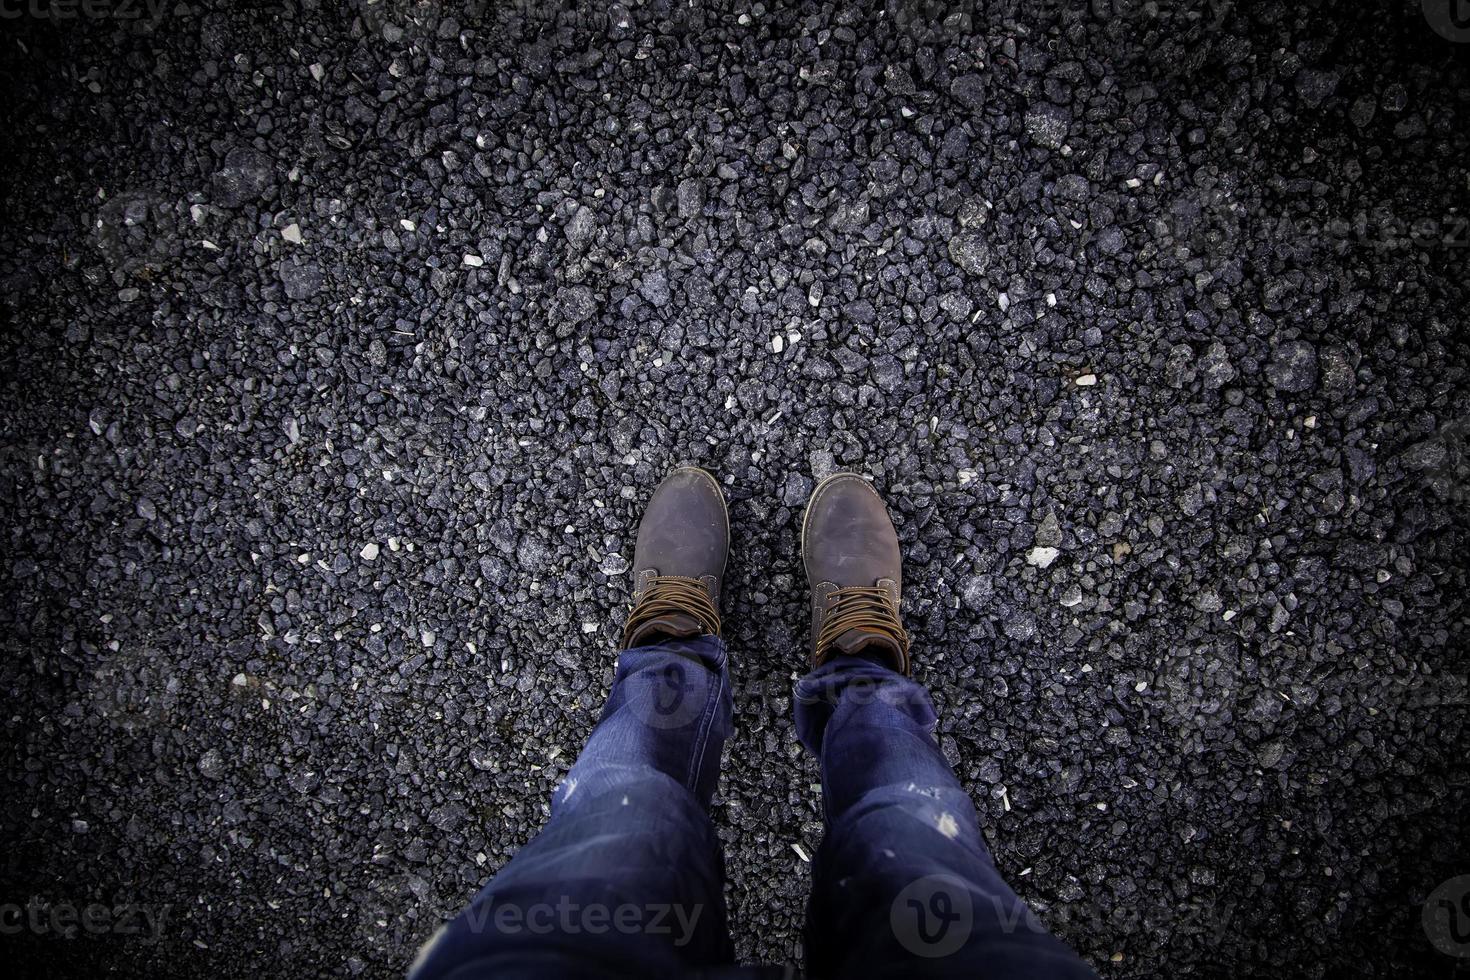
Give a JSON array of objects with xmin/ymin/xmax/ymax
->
[{"xmin": 3, "ymin": 1, "xmax": 1469, "ymax": 977}]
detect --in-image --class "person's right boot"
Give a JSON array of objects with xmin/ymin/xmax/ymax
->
[
  {"xmin": 801, "ymin": 473, "xmax": 911, "ymax": 674},
  {"xmin": 622, "ymin": 465, "xmax": 729, "ymax": 649}
]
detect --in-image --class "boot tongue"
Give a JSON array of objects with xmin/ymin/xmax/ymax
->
[
  {"xmin": 627, "ymin": 612, "xmax": 702, "ymax": 647},
  {"xmin": 833, "ymin": 628, "xmax": 904, "ymax": 671}
]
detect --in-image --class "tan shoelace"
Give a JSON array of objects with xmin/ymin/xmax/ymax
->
[
  {"xmin": 622, "ymin": 574, "xmax": 721, "ymax": 647},
  {"xmin": 815, "ymin": 585, "xmax": 910, "ymax": 670}
]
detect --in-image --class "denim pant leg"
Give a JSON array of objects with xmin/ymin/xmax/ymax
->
[
  {"xmin": 410, "ymin": 636, "xmax": 736, "ymax": 980},
  {"xmin": 794, "ymin": 656, "xmax": 1098, "ymax": 980}
]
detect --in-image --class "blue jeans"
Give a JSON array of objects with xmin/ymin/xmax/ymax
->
[{"xmin": 409, "ymin": 637, "xmax": 1096, "ymax": 979}]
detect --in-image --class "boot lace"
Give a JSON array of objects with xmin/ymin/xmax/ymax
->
[
  {"xmin": 815, "ymin": 585, "xmax": 910, "ymax": 670},
  {"xmin": 623, "ymin": 575, "xmax": 721, "ymax": 647}
]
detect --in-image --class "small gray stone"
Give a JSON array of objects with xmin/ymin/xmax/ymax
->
[
  {"xmin": 1201, "ymin": 341, "xmax": 1236, "ymax": 389},
  {"xmin": 638, "ymin": 270, "xmax": 671, "ymax": 307},
  {"xmin": 783, "ymin": 472, "xmax": 813, "ymax": 506},
  {"xmin": 198, "ymin": 749, "xmax": 226, "ymax": 780},
  {"xmin": 551, "ymin": 285, "xmax": 597, "ymax": 330},
  {"xmin": 948, "ymin": 231, "xmax": 990, "ymax": 275},
  {"xmin": 1035, "ymin": 510, "xmax": 1062, "ymax": 548},
  {"xmin": 212, "ymin": 145, "xmax": 273, "ymax": 208},
  {"xmin": 950, "ymin": 73, "xmax": 986, "ymax": 111},
  {"xmin": 676, "ymin": 178, "xmax": 704, "ymax": 219},
  {"xmin": 1266, "ymin": 340, "xmax": 1319, "ymax": 393},
  {"xmin": 1025, "ymin": 103, "xmax": 1070, "ymax": 149},
  {"xmin": 280, "ymin": 258, "xmax": 322, "ymax": 300},
  {"xmin": 1257, "ymin": 741, "xmax": 1285, "ymax": 769}
]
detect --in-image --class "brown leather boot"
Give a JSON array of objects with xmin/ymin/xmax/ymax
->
[
  {"xmin": 622, "ymin": 466, "xmax": 729, "ymax": 648},
  {"xmin": 801, "ymin": 472, "xmax": 911, "ymax": 674}
]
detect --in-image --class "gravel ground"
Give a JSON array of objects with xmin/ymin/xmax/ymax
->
[{"xmin": 3, "ymin": 1, "xmax": 1469, "ymax": 976}]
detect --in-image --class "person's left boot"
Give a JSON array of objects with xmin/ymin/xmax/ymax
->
[
  {"xmin": 622, "ymin": 466, "xmax": 729, "ymax": 648},
  {"xmin": 801, "ymin": 472, "xmax": 911, "ymax": 674}
]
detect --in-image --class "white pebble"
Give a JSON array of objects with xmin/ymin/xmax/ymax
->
[
  {"xmin": 1027, "ymin": 546, "xmax": 1060, "ymax": 569},
  {"xmin": 360, "ymin": 542, "xmax": 380, "ymax": 561},
  {"xmin": 1075, "ymin": 373, "xmax": 1097, "ymax": 386}
]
